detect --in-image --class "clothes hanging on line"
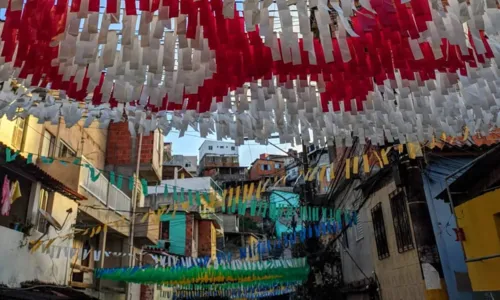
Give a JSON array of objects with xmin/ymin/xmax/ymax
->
[
  {"xmin": 10, "ymin": 180, "xmax": 21, "ymax": 203},
  {"xmin": 1, "ymin": 175, "xmax": 11, "ymax": 216}
]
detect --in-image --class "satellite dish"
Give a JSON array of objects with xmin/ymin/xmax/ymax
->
[{"xmin": 38, "ymin": 208, "xmax": 62, "ymax": 231}]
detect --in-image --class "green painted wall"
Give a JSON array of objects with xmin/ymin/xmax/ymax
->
[{"xmin": 160, "ymin": 212, "xmax": 186, "ymax": 256}]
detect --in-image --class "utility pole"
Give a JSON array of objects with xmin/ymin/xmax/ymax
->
[{"xmin": 126, "ymin": 132, "xmax": 143, "ymax": 300}]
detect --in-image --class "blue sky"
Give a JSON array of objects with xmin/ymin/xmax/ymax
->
[{"xmin": 165, "ymin": 130, "xmax": 300, "ymax": 167}]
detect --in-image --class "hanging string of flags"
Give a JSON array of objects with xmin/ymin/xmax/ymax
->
[
  {"xmin": 94, "ymin": 257, "xmax": 309, "ymax": 285},
  {"xmin": 173, "ymin": 282, "xmax": 301, "ymax": 299},
  {"xmin": 0, "ymin": 0, "xmax": 497, "ymax": 146}
]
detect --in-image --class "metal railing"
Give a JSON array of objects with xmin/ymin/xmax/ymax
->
[{"xmin": 79, "ymin": 157, "xmax": 131, "ymax": 219}]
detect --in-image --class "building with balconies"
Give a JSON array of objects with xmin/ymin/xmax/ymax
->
[{"xmin": 0, "ymin": 115, "xmax": 157, "ymax": 300}]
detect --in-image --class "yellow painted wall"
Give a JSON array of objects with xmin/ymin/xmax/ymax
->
[
  {"xmin": 455, "ymin": 188, "xmax": 500, "ymax": 291},
  {"xmin": 368, "ymin": 180, "xmax": 448, "ymax": 300}
]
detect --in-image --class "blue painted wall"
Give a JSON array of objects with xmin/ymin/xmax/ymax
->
[
  {"xmin": 269, "ymin": 191, "xmax": 302, "ymax": 237},
  {"xmin": 160, "ymin": 212, "xmax": 187, "ymax": 256},
  {"xmin": 422, "ymin": 157, "xmax": 473, "ymax": 300}
]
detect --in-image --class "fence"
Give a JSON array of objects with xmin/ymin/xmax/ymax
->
[{"xmin": 79, "ymin": 157, "xmax": 131, "ymax": 218}]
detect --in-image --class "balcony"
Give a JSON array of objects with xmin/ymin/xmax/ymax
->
[
  {"xmin": 199, "ymin": 155, "xmax": 239, "ymax": 170},
  {"xmin": 134, "ymin": 207, "xmax": 159, "ymax": 245},
  {"xmin": 36, "ymin": 156, "xmax": 81, "ymax": 192},
  {"xmin": 79, "ymin": 158, "xmax": 131, "ymax": 219}
]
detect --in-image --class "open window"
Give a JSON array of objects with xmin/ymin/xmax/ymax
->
[
  {"xmin": 36, "ymin": 188, "xmax": 54, "ymax": 233},
  {"xmin": 58, "ymin": 141, "xmax": 76, "ymax": 158}
]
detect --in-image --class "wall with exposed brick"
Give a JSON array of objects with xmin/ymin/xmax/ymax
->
[
  {"xmin": 185, "ymin": 214, "xmax": 194, "ymax": 257},
  {"xmin": 198, "ymin": 220, "xmax": 214, "ymax": 258},
  {"xmin": 106, "ymin": 122, "xmax": 155, "ymax": 166}
]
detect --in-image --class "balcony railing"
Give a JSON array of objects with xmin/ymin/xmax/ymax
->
[{"xmin": 79, "ymin": 157, "xmax": 131, "ymax": 219}]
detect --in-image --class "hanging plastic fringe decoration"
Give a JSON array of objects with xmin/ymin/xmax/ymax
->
[{"xmin": 95, "ymin": 258, "xmax": 309, "ymax": 285}]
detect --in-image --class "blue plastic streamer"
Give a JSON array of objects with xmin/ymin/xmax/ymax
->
[{"xmin": 5, "ymin": 148, "xmax": 20, "ymax": 162}]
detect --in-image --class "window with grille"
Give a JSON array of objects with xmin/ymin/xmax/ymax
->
[
  {"xmin": 390, "ymin": 188, "xmax": 415, "ymax": 253},
  {"xmin": 355, "ymin": 213, "xmax": 364, "ymax": 241},
  {"xmin": 371, "ymin": 202, "xmax": 390, "ymax": 260},
  {"xmin": 11, "ymin": 117, "xmax": 26, "ymax": 150}
]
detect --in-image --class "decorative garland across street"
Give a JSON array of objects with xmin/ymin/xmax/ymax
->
[
  {"xmin": 95, "ymin": 258, "xmax": 309, "ymax": 285},
  {"xmin": 173, "ymin": 282, "xmax": 302, "ymax": 298},
  {"xmin": 0, "ymin": 0, "xmax": 499, "ymax": 146}
]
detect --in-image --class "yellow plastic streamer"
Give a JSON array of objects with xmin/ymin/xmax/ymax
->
[
  {"xmin": 329, "ymin": 162, "xmax": 335, "ymax": 180},
  {"xmin": 363, "ymin": 154, "xmax": 370, "ymax": 173},
  {"xmin": 352, "ymin": 156, "xmax": 359, "ymax": 174},
  {"xmin": 345, "ymin": 158, "xmax": 351, "ymax": 179},
  {"xmin": 373, "ymin": 151, "xmax": 383, "ymax": 168},
  {"xmin": 381, "ymin": 149, "xmax": 389, "ymax": 165}
]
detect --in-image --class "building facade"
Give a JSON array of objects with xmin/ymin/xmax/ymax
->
[
  {"xmin": 0, "ymin": 114, "xmax": 161, "ymax": 300},
  {"xmin": 164, "ymin": 155, "xmax": 198, "ymax": 177},
  {"xmin": 198, "ymin": 140, "xmax": 238, "ymax": 161},
  {"xmin": 248, "ymin": 154, "xmax": 287, "ymax": 181},
  {"xmin": 438, "ymin": 147, "xmax": 500, "ymax": 298}
]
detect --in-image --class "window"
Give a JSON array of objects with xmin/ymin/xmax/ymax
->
[
  {"xmin": 231, "ymin": 146, "xmax": 235, "ymax": 150},
  {"xmin": 232, "ymin": 157, "xmax": 238, "ymax": 163},
  {"xmin": 390, "ymin": 188, "xmax": 414, "ymax": 253},
  {"xmin": 37, "ymin": 188, "xmax": 53, "ymax": 233},
  {"xmin": 160, "ymin": 221, "xmax": 170, "ymax": 242},
  {"xmin": 11, "ymin": 117, "xmax": 26, "ymax": 150},
  {"xmin": 208, "ymin": 146, "xmax": 213, "ymax": 150},
  {"xmin": 261, "ymin": 164, "xmax": 270, "ymax": 171},
  {"xmin": 41, "ymin": 131, "xmax": 56, "ymax": 157},
  {"xmin": 355, "ymin": 213, "xmax": 364, "ymax": 241},
  {"xmin": 185, "ymin": 162, "xmax": 192, "ymax": 168},
  {"xmin": 58, "ymin": 141, "xmax": 76, "ymax": 158},
  {"xmin": 275, "ymin": 163, "xmax": 281, "ymax": 169},
  {"xmin": 371, "ymin": 202, "xmax": 390, "ymax": 260}
]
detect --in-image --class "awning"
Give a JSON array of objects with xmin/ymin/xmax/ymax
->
[
  {"xmin": 0, "ymin": 143, "xmax": 86, "ymax": 201},
  {"xmin": 435, "ymin": 145, "xmax": 500, "ymax": 206}
]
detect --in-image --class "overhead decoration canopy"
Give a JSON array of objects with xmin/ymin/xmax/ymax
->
[{"xmin": 0, "ymin": 0, "xmax": 499, "ymax": 145}]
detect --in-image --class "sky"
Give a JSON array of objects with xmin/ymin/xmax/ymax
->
[{"xmin": 165, "ymin": 130, "xmax": 301, "ymax": 167}]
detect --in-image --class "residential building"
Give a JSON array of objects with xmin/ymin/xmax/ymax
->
[
  {"xmin": 422, "ymin": 150, "xmax": 495, "ymax": 300},
  {"xmin": 105, "ymin": 122, "xmax": 163, "ymax": 186},
  {"xmin": 248, "ymin": 153, "xmax": 286, "ymax": 181},
  {"xmin": 0, "ymin": 115, "xmax": 159, "ymax": 300},
  {"xmin": 164, "ymin": 155, "xmax": 198, "ymax": 177},
  {"xmin": 145, "ymin": 177, "xmax": 224, "ymax": 259},
  {"xmin": 198, "ymin": 140, "xmax": 247, "ymax": 186},
  {"xmin": 224, "ymin": 232, "xmax": 264, "ymax": 261},
  {"xmin": 438, "ymin": 146, "xmax": 500, "ymax": 298},
  {"xmin": 198, "ymin": 140, "xmax": 238, "ymax": 161},
  {"xmin": 0, "ymin": 128, "xmax": 84, "ymax": 288},
  {"xmin": 317, "ymin": 141, "xmax": 453, "ymax": 300}
]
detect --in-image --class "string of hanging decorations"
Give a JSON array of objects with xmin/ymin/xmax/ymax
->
[
  {"xmin": 0, "ymin": 0, "xmax": 498, "ymax": 145},
  {"xmin": 94, "ymin": 257, "xmax": 309, "ymax": 284}
]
